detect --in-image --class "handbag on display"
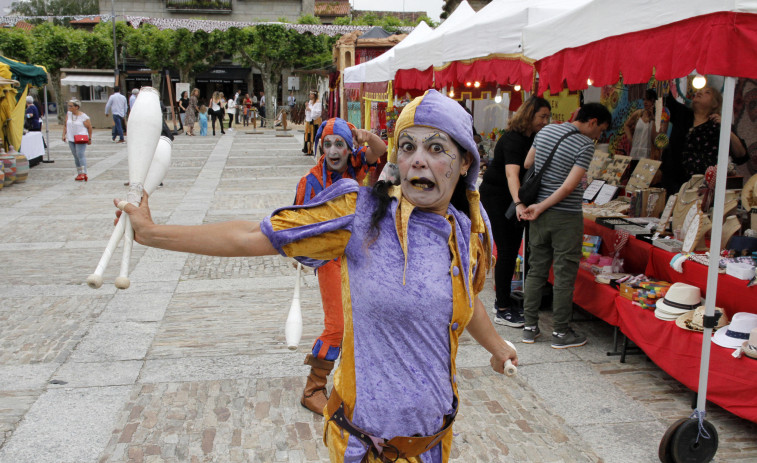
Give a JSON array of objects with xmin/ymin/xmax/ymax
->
[{"xmin": 73, "ymin": 134, "xmax": 89, "ymax": 144}]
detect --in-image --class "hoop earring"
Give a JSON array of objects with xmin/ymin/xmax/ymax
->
[{"xmin": 461, "ymin": 171, "xmax": 468, "ymax": 177}]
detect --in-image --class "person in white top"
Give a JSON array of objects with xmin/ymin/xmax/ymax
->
[
  {"xmin": 226, "ymin": 96, "xmax": 236, "ymax": 130},
  {"xmin": 624, "ymin": 89, "xmax": 667, "ymax": 162},
  {"xmin": 61, "ymin": 98, "xmax": 93, "ymax": 182},
  {"xmin": 302, "ymin": 91, "xmax": 322, "ymax": 155}
]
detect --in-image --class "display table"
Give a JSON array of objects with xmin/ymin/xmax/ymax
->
[
  {"xmin": 583, "ymin": 219, "xmax": 652, "ymax": 274},
  {"xmin": 616, "ymin": 296, "xmax": 757, "ymax": 423},
  {"xmin": 549, "ymin": 267, "xmax": 620, "ymax": 325},
  {"xmin": 20, "ymin": 131, "xmax": 45, "ymax": 163},
  {"xmin": 645, "ymin": 246, "xmax": 757, "ymax": 318}
]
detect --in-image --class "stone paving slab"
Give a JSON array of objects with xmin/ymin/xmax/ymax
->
[{"xmin": 1, "ymin": 128, "xmax": 756, "ymax": 463}]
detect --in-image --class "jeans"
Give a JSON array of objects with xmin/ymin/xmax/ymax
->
[
  {"xmin": 111, "ymin": 115, "xmax": 125, "ymax": 141},
  {"xmin": 523, "ymin": 209, "xmax": 583, "ymax": 333},
  {"xmin": 68, "ymin": 141, "xmax": 87, "ymax": 173},
  {"xmin": 179, "ymin": 112, "xmax": 186, "ymax": 130}
]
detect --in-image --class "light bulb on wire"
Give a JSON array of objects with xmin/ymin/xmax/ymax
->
[
  {"xmin": 473, "ymin": 81, "xmax": 481, "ymax": 88},
  {"xmin": 494, "ymin": 88, "xmax": 502, "ymax": 103},
  {"xmin": 514, "ymin": 84, "xmax": 521, "ymax": 91},
  {"xmin": 692, "ymin": 75, "xmax": 707, "ymax": 89},
  {"xmin": 587, "ymin": 78, "xmax": 594, "ymax": 86}
]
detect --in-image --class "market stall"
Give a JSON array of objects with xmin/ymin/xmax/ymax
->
[{"xmin": 523, "ymin": 0, "xmax": 757, "ymax": 455}]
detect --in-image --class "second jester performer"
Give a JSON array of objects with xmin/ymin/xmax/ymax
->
[{"xmin": 294, "ymin": 117, "xmax": 386, "ymax": 414}]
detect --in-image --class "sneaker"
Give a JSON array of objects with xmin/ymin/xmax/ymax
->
[
  {"xmin": 522, "ymin": 325, "xmax": 540, "ymax": 343},
  {"xmin": 494, "ymin": 308, "xmax": 525, "ymax": 328},
  {"xmin": 551, "ymin": 329, "xmax": 587, "ymax": 349}
]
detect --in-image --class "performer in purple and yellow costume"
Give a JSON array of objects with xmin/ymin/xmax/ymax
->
[
  {"xmin": 115, "ymin": 89, "xmax": 518, "ymax": 462},
  {"xmin": 293, "ymin": 117, "xmax": 385, "ymax": 415}
]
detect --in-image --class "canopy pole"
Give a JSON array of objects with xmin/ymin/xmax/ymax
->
[
  {"xmin": 696, "ymin": 76, "xmax": 736, "ymax": 412},
  {"xmin": 42, "ymin": 85, "xmax": 53, "ymax": 163}
]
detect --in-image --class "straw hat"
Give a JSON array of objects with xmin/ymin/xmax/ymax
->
[
  {"xmin": 742, "ymin": 173, "xmax": 757, "ymax": 211},
  {"xmin": 712, "ymin": 312, "xmax": 757, "ymax": 349},
  {"xmin": 654, "ymin": 283, "xmax": 703, "ymax": 321},
  {"xmin": 675, "ymin": 305, "xmax": 729, "ymax": 332},
  {"xmin": 743, "ymin": 328, "xmax": 757, "ymax": 360}
]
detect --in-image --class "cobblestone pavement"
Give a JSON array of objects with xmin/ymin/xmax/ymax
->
[{"xmin": 1, "ymin": 128, "xmax": 755, "ymax": 462}]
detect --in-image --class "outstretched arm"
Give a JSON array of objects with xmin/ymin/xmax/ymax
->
[
  {"xmin": 353, "ymin": 128, "xmax": 387, "ymax": 165},
  {"xmin": 466, "ymin": 296, "xmax": 519, "ymax": 374},
  {"xmin": 115, "ymin": 192, "xmax": 277, "ymax": 257}
]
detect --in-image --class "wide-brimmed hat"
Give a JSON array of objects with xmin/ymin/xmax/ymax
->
[
  {"xmin": 675, "ymin": 305, "xmax": 729, "ymax": 332},
  {"xmin": 743, "ymin": 328, "xmax": 757, "ymax": 360},
  {"xmin": 654, "ymin": 283, "xmax": 703, "ymax": 321},
  {"xmin": 712, "ymin": 312, "xmax": 757, "ymax": 349}
]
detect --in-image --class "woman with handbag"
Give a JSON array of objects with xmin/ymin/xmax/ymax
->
[
  {"xmin": 479, "ymin": 97, "xmax": 551, "ymax": 328},
  {"xmin": 62, "ymin": 98, "xmax": 93, "ymax": 182}
]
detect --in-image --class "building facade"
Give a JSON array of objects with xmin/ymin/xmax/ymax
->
[{"xmin": 99, "ymin": 0, "xmax": 315, "ymax": 22}]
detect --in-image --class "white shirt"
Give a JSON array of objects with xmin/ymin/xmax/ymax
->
[
  {"xmin": 305, "ymin": 100, "xmax": 322, "ymax": 122},
  {"xmin": 65, "ymin": 111, "xmax": 90, "ymax": 142},
  {"xmin": 227, "ymin": 98, "xmax": 236, "ymax": 114}
]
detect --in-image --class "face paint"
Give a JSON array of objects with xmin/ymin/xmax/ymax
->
[
  {"xmin": 321, "ymin": 134, "xmax": 350, "ymax": 173},
  {"xmin": 397, "ymin": 126, "xmax": 471, "ymax": 215}
]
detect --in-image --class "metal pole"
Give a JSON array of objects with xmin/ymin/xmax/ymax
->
[
  {"xmin": 42, "ymin": 84, "xmax": 53, "ymax": 163},
  {"xmin": 696, "ymin": 76, "xmax": 736, "ymax": 412},
  {"xmin": 112, "ymin": 0, "xmax": 118, "ymax": 71}
]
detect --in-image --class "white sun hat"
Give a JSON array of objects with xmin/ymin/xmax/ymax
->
[{"xmin": 712, "ymin": 312, "xmax": 757, "ymax": 349}]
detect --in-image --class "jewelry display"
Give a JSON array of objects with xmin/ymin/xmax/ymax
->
[
  {"xmin": 741, "ymin": 174, "xmax": 757, "ymax": 211},
  {"xmin": 627, "ymin": 159, "xmax": 662, "ymax": 192},
  {"xmin": 587, "ymin": 150, "xmax": 610, "ymax": 183},
  {"xmin": 721, "ymin": 215, "xmax": 741, "ymax": 250},
  {"xmin": 657, "ymin": 195, "xmax": 677, "ymax": 233},
  {"xmin": 682, "ymin": 212, "xmax": 705, "ymax": 253},
  {"xmin": 681, "ymin": 200, "xmax": 701, "ymax": 238},
  {"xmin": 672, "ymin": 191, "xmax": 701, "ymax": 235},
  {"xmin": 602, "ymin": 155, "xmax": 632, "ymax": 186}
]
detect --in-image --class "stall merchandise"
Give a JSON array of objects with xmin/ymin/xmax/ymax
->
[
  {"xmin": 626, "ymin": 159, "xmax": 661, "ymax": 191},
  {"xmin": 675, "ymin": 305, "xmax": 728, "ymax": 332}
]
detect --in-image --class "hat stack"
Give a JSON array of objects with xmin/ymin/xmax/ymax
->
[
  {"xmin": 654, "ymin": 283, "xmax": 703, "ymax": 321},
  {"xmin": 712, "ymin": 312, "xmax": 757, "ymax": 349},
  {"xmin": 675, "ymin": 306, "xmax": 729, "ymax": 332}
]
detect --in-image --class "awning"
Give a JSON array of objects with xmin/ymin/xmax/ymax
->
[{"xmin": 61, "ymin": 75, "xmax": 115, "ymax": 87}]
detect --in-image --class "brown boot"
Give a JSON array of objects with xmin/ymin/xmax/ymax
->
[{"xmin": 301, "ymin": 354, "xmax": 334, "ymax": 415}]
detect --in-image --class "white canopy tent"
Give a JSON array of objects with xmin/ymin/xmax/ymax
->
[
  {"xmin": 440, "ymin": 0, "xmax": 591, "ymax": 64},
  {"xmin": 343, "ymin": 21, "xmax": 433, "ymax": 84},
  {"xmin": 392, "ymin": 0, "xmax": 476, "ymax": 72}
]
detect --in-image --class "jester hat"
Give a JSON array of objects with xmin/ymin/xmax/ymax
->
[{"xmin": 391, "ymin": 89, "xmax": 480, "ymax": 191}]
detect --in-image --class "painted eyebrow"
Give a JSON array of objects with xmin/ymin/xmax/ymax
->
[
  {"xmin": 397, "ymin": 130, "xmax": 418, "ymax": 142},
  {"xmin": 423, "ymin": 132, "xmax": 449, "ymax": 144}
]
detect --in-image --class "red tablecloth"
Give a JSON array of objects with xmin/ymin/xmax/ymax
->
[
  {"xmin": 616, "ymin": 296, "xmax": 757, "ymax": 423},
  {"xmin": 645, "ymin": 246, "xmax": 757, "ymax": 319},
  {"xmin": 583, "ymin": 219, "xmax": 652, "ymax": 274}
]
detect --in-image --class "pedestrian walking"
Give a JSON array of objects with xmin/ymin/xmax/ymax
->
[
  {"xmin": 177, "ymin": 90, "xmax": 189, "ymax": 132},
  {"xmin": 520, "ymin": 103, "xmax": 612, "ymax": 348},
  {"xmin": 302, "ymin": 91, "xmax": 322, "ymax": 155},
  {"xmin": 104, "ymin": 86, "xmax": 127, "ymax": 143},
  {"xmin": 209, "ymin": 91, "xmax": 226, "ymax": 136},
  {"xmin": 226, "ymin": 94, "xmax": 235, "ymax": 130},
  {"xmin": 184, "ymin": 88, "xmax": 200, "ymax": 136},
  {"xmin": 259, "ymin": 90, "xmax": 266, "ymax": 127},
  {"xmin": 62, "ymin": 98, "xmax": 92, "ymax": 182},
  {"xmin": 114, "ymin": 89, "xmax": 517, "ymax": 462},
  {"xmin": 233, "ymin": 90, "xmax": 242, "ymax": 124}
]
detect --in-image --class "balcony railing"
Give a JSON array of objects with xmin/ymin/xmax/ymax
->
[{"xmin": 166, "ymin": 0, "xmax": 232, "ymax": 14}]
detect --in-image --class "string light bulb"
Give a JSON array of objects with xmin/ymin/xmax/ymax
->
[
  {"xmin": 587, "ymin": 78, "xmax": 594, "ymax": 86},
  {"xmin": 449, "ymin": 88, "xmax": 455, "ymax": 98},
  {"xmin": 514, "ymin": 84, "xmax": 521, "ymax": 91},
  {"xmin": 692, "ymin": 75, "xmax": 707, "ymax": 89},
  {"xmin": 473, "ymin": 81, "xmax": 481, "ymax": 88},
  {"xmin": 465, "ymin": 81, "xmax": 472, "ymax": 87},
  {"xmin": 494, "ymin": 88, "xmax": 502, "ymax": 104}
]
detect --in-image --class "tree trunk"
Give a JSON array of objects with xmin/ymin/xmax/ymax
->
[
  {"xmin": 49, "ymin": 71, "xmax": 64, "ymax": 125},
  {"xmin": 261, "ymin": 65, "xmax": 279, "ymax": 128}
]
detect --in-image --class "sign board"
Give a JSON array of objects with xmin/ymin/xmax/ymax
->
[
  {"xmin": 287, "ymin": 76, "xmax": 300, "ymax": 91},
  {"xmin": 175, "ymin": 83, "xmax": 190, "ymax": 102}
]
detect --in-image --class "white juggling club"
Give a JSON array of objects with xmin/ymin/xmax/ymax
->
[
  {"xmin": 87, "ymin": 135, "xmax": 173, "ymax": 289},
  {"xmin": 115, "ymin": 87, "xmax": 163, "ymax": 290},
  {"xmin": 285, "ymin": 263, "xmax": 304, "ymax": 350},
  {"xmin": 504, "ymin": 340, "xmax": 517, "ymax": 376}
]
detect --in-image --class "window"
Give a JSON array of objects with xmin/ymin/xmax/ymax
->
[{"xmin": 75, "ymin": 85, "xmax": 109, "ymax": 102}]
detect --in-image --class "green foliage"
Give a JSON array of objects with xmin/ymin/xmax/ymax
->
[
  {"xmin": 0, "ymin": 28, "xmax": 33, "ymax": 62},
  {"xmin": 333, "ymin": 13, "xmax": 435, "ymax": 29},
  {"xmin": 333, "ymin": 16, "xmax": 352, "ymax": 26},
  {"xmin": 29, "ymin": 22, "xmax": 112, "ymax": 73},
  {"xmin": 10, "ymin": 0, "xmax": 99, "ymax": 25},
  {"xmin": 297, "ymin": 14, "xmax": 322, "ymax": 25}
]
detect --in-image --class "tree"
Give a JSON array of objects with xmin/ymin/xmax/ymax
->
[
  {"xmin": 0, "ymin": 28, "xmax": 33, "ymax": 63},
  {"xmin": 230, "ymin": 25, "xmax": 331, "ymax": 123},
  {"xmin": 125, "ymin": 25, "xmax": 231, "ymax": 91},
  {"xmin": 29, "ymin": 23, "xmax": 112, "ymax": 123},
  {"xmin": 10, "ymin": 0, "xmax": 99, "ymax": 25}
]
